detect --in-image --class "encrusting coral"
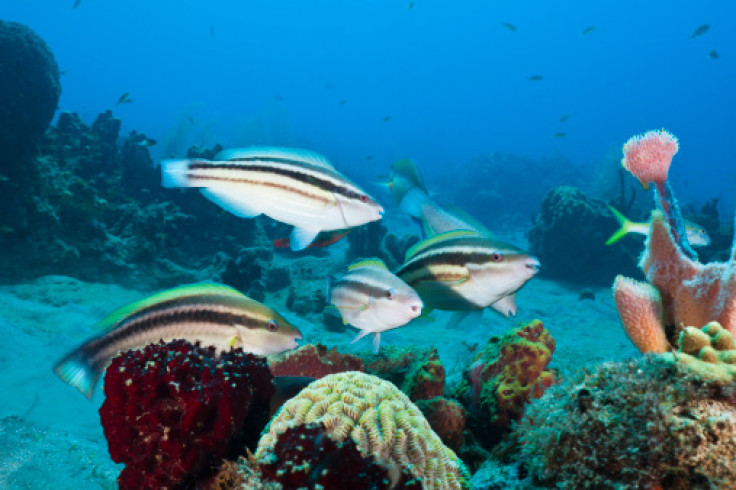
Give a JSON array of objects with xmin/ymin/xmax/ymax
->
[{"xmin": 255, "ymin": 371, "xmax": 471, "ymax": 489}]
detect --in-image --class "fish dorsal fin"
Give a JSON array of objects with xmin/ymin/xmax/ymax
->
[
  {"xmin": 391, "ymin": 158, "xmax": 427, "ymax": 193},
  {"xmin": 94, "ymin": 282, "xmax": 244, "ymax": 332},
  {"xmin": 443, "ymin": 204, "xmax": 495, "ymax": 237},
  {"xmin": 348, "ymin": 258, "xmax": 388, "ymax": 271},
  {"xmin": 215, "ymin": 147, "xmax": 335, "ymax": 170},
  {"xmin": 404, "ymin": 230, "xmax": 480, "ymax": 260}
]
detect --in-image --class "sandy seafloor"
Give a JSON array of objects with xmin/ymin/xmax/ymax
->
[{"xmin": 0, "ymin": 228, "xmax": 641, "ymax": 489}]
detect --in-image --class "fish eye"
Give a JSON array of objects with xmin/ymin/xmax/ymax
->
[
  {"xmin": 385, "ymin": 288, "xmax": 395, "ymax": 300},
  {"xmin": 267, "ymin": 320, "xmax": 279, "ymax": 332},
  {"xmin": 492, "ymin": 252, "xmax": 503, "ymax": 262},
  {"xmin": 359, "ymin": 194, "xmax": 368, "ymax": 203}
]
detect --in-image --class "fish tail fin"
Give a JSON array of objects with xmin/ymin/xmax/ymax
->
[
  {"xmin": 605, "ymin": 206, "xmax": 633, "ymax": 245},
  {"xmin": 53, "ymin": 349, "xmax": 99, "ymax": 400},
  {"xmin": 161, "ymin": 159, "xmax": 194, "ymax": 188}
]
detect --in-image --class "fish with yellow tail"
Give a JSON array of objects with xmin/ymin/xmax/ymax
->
[
  {"xmin": 327, "ymin": 258, "xmax": 423, "ymax": 352},
  {"xmin": 396, "ymin": 230, "xmax": 540, "ymax": 326},
  {"xmin": 162, "ymin": 147, "xmax": 383, "ymax": 251},
  {"xmin": 605, "ymin": 206, "xmax": 710, "ymax": 247},
  {"xmin": 54, "ymin": 283, "xmax": 302, "ymax": 399}
]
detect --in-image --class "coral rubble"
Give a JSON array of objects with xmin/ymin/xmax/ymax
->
[
  {"xmin": 256, "ymin": 371, "xmax": 471, "ymax": 489},
  {"xmin": 99, "ymin": 339, "xmax": 274, "ymax": 489}
]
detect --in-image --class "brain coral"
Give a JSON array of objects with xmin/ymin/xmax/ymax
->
[
  {"xmin": 255, "ymin": 371, "xmax": 470, "ymax": 489},
  {"xmin": 0, "ymin": 21, "xmax": 61, "ymax": 161}
]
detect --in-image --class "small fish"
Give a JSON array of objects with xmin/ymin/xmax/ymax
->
[
  {"xmin": 366, "ymin": 155, "xmax": 373, "ymax": 161},
  {"xmin": 581, "ymin": 26, "xmax": 596, "ymax": 36},
  {"xmin": 136, "ymin": 138, "xmax": 157, "ymax": 147},
  {"xmin": 324, "ymin": 82, "xmax": 334, "ymax": 90},
  {"xmin": 559, "ymin": 114, "xmax": 571, "ymax": 122},
  {"xmin": 72, "ymin": 0, "xmax": 81, "ymax": 8},
  {"xmin": 339, "ymin": 99, "xmax": 347, "ymax": 105},
  {"xmin": 54, "ymin": 283, "xmax": 303, "ymax": 399},
  {"xmin": 328, "ymin": 259, "xmax": 423, "ymax": 353},
  {"xmin": 188, "ymin": 115, "xmax": 195, "ymax": 124},
  {"xmin": 210, "ymin": 24, "xmax": 215, "ymax": 37},
  {"xmin": 407, "ymin": 1, "xmax": 414, "ymax": 9},
  {"xmin": 274, "ymin": 93, "xmax": 285, "ymax": 101},
  {"xmin": 382, "ymin": 116, "xmax": 392, "ymax": 122},
  {"xmin": 501, "ymin": 22, "xmax": 517, "ymax": 32},
  {"xmin": 397, "ymin": 230, "xmax": 540, "ymax": 318},
  {"xmin": 162, "ymin": 147, "xmax": 383, "ymax": 251},
  {"xmin": 116, "ymin": 93, "xmax": 133, "ymax": 105},
  {"xmin": 553, "ymin": 132, "xmax": 566, "ymax": 138},
  {"xmin": 272, "ymin": 229, "xmax": 350, "ymax": 249},
  {"xmin": 707, "ymin": 50, "xmax": 719, "ymax": 59},
  {"xmin": 0, "ymin": 174, "xmax": 9, "ymax": 182},
  {"xmin": 528, "ymin": 75, "xmax": 544, "ymax": 81},
  {"xmin": 690, "ymin": 24, "xmax": 710, "ymax": 39},
  {"xmin": 605, "ymin": 206, "xmax": 711, "ymax": 247}
]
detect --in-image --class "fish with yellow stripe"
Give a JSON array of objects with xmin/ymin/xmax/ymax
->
[
  {"xmin": 396, "ymin": 230, "xmax": 540, "ymax": 326},
  {"xmin": 161, "ymin": 147, "xmax": 383, "ymax": 251},
  {"xmin": 327, "ymin": 258, "xmax": 423, "ymax": 352},
  {"xmin": 54, "ymin": 283, "xmax": 302, "ymax": 399},
  {"xmin": 605, "ymin": 205, "xmax": 710, "ymax": 247}
]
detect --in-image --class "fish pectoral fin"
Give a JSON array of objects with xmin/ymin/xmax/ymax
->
[
  {"xmin": 290, "ymin": 227, "xmax": 321, "ymax": 251},
  {"xmin": 200, "ymin": 188, "xmax": 261, "ymax": 219},
  {"xmin": 372, "ymin": 332, "xmax": 381, "ymax": 353},
  {"xmin": 446, "ymin": 310, "xmax": 470, "ymax": 329},
  {"xmin": 227, "ymin": 335, "xmax": 239, "ymax": 347},
  {"xmin": 350, "ymin": 329, "xmax": 371, "ymax": 345}
]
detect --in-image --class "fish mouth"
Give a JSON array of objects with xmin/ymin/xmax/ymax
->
[{"xmin": 525, "ymin": 257, "xmax": 541, "ymax": 274}]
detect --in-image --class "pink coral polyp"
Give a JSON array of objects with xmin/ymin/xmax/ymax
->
[{"xmin": 622, "ymin": 129, "xmax": 679, "ymax": 190}]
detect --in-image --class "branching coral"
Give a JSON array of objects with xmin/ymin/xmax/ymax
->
[{"xmin": 255, "ymin": 371, "xmax": 471, "ymax": 489}]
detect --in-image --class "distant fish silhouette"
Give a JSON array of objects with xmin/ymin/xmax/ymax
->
[
  {"xmin": 382, "ymin": 116, "xmax": 392, "ymax": 122},
  {"xmin": 528, "ymin": 75, "xmax": 544, "ymax": 81},
  {"xmin": 116, "ymin": 93, "xmax": 133, "ymax": 105},
  {"xmin": 581, "ymin": 26, "xmax": 596, "ymax": 36},
  {"xmin": 707, "ymin": 49, "xmax": 719, "ymax": 59},
  {"xmin": 553, "ymin": 132, "xmax": 566, "ymax": 138},
  {"xmin": 559, "ymin": 114, "xmax": 571, "ymax": 122},
  {"xmin": 137, "ymin": 138, "xmax": 157, "ymax": 147},
  {"xmin": 690, "ymin": 24, "xmax": 710, "ymax": 39},
  {"xmin": 407, "ymin": 0, "xmax": 415, "ymax": 9},
  {"xmin": 501, "ymin": 22, "xmax": 517, "ymax": 32},
  {"xmin": 210, "ymin": 24, "xmax": 215, "ymax": 37},
  {"xmin": 339, "ymin": 99, "xmax": 347, "ymax": 105},
  {"xmin": 72, "ymin": 0, "xmax": 82, "ymax": 8}
]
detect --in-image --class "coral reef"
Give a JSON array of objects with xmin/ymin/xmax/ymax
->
[
  {"xmin": 268, "ymin": 343, "xmax": 365, "ymax": 378},
  {"xmin": 613, "ymin": 210, "xmax": 736, "ymax": 352},
  {"xmin": 460, "ymin": 320, "xmax": 556, "ymax": 446},
  {"xmin": 259, "ymin": 422, "xmax": 422, "ymax": 489},
  {"xmin": 0, "ymin": 21, "xmax": 61, "ymax": 162},
  {"xmin": 528, "ymin": 186, "xmax": 641, "ymax": 284},
  {"xmin": 256, "ymin": 371, "xmax": 471, "ymax": 489},
  {"xmin": 347, "ymin": 221, "xmax": 419, "ymax": 271},
  {"xmin": 285, "ymin": 286, "xmax": 326, "ymax": 316},
  {"xmin": 99, "ymin": 339, "xmax": 274, "ymax": 489},
  {"xmin": 415, "ymin": 397, "xmax": 467, "ymax": 452},
  {"xmin": 516, "ymin": 354, "xmax": 736, "ymax": 488},
  {"xmin": 361, "ymin": 345, "xmax": 446, "ymax": 401},
  {"xmin": 671, "ymin": 321, "xmax": 736, "ymax": 383}
]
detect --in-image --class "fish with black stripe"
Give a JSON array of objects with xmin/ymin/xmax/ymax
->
[
  {"xmin": 327, "ymin": 258, "xmax": 423, "ymax": 352},
  {"xmin": 54, "ymin": 283, "xmax": 302, "ymax": 399},
  {"xmin": 396, "ymin": 230, "xmax": 540, "ymax": 326},
  {"xmin": 162, "ymin": 147, "xmax": 383, "ymax": 251}
]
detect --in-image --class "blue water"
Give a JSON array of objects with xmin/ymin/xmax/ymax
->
[{"xmin": 6, "ymin": 0, "xmax": 736, "ymax": 213}]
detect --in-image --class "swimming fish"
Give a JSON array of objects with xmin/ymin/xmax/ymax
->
[
  {"xmin": 53, "ymin": 283, "xmax": 302, "ymax": 399},
  {"xmin": 707, "ymin": 50, "xmax": 719, "ymax": 59},
  {"xmin": 528, "ymin": 75, "xmax": 544, "ymax": 81},
  {"xmin": 396, "ymin": 230, "xmax": 540, "ymax": 321},
  {"xmin": 327, "ymin": 259, "xmax": 423, "ymax": 352},
  {"xmin": 553, "ymin": 132, "xmax": 566, "ymax": 138},
  {"xmin": 116, "ymin": 93, "xmax": 133, "ymax": 105},
  {"xmin": 272, "ymin": 229, "xmax": 351, "ymax": 249},
  {"xmin": 162, "ymin": 147, "xmax": 383, "ymax": 251},
  {"xmin": 690, "ymin": 24, "xmax": 710, "ymax": 39},
  {"xmin": 136, "ymin": 138, "xmax": 157, "ymax": 147},
  {"xmin": 382, "ymin": 116, "xmax": 392, "ymax": 122},
  {"xmin": 72, "ymin": 0, "xmax": 81, "ymax": 9},
  {"xmin": 605, "ymin": 206, "xmax": 710, "ymax": 247},
  {"xmin": 581, "ymin": 26, "xmax": 596, "ymax": 36},
  {"xmin": 559, "ymin": 114, "xmax": 571, "ymax": 122},
  {"xmin": 501, "ymin": 22, "xmax": 517, "ymax": 32}
]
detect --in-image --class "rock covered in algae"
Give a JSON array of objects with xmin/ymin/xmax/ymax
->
[
  {"xmin": 515, "ymin": 350, "xmax": 736, "ymax": 488},
  {"xmin": 255, "ymin": 371, "xmax": 471, "ymax": 489}
]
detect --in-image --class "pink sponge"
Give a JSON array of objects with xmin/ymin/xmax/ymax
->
[
  {"xmin": 99, "ymin": 339, "xmax": 274, "ymax": 489},
  {"xmin": 622, "ymin": 129, "xmax": 679, "ymax": 191}
]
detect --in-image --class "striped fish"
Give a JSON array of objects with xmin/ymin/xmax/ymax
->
[
  {"xmin": 327, "ymin": 259, "xmax": 423, "ymax": 353},
  {"xmin": 54, "ymin": 283, "xmax": 302, "ymax": 399},
  {"xmin": 162, "ymin": 147, "xmax": 383, "ymax": 251},
  {"xmin": 396, "ymin": 230, "xmax": 540, "ymax": 323}
]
